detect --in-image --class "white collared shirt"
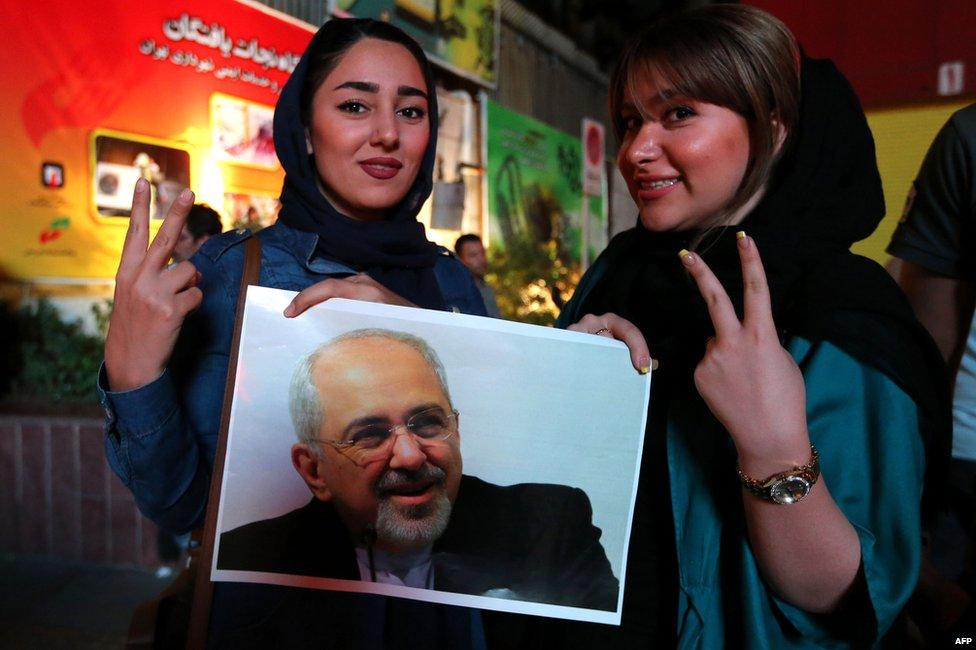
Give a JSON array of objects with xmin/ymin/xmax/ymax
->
[{"xmin": 354, "ymin": 545, "xmax": 434, "ymax": 589}]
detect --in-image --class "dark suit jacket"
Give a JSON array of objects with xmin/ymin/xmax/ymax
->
[{"xmin": 217, "ymin": 475, "xmax": 619, "ymax": 611}]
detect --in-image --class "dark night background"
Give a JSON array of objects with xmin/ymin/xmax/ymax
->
[{"xmin": 517, "ymin": 0, "xmax": 704, "ymax": 69}]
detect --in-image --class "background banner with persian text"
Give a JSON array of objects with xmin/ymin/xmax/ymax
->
[{"xmin": 0, "ymin": 0, "xmax": 314, "ymax": 281}]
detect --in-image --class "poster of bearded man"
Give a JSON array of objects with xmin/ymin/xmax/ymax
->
[{"xmin": 211, "ymin": 287, "xmax": 649, "ymax": 625}]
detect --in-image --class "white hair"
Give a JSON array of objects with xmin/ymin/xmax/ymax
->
[{"xmin": 289, "ymin": 328, "xmax": 452, "ymax": 445}]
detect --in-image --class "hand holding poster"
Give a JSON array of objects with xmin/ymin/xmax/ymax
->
[{"xmin": 210, "ymin": 288, "xmax": 649, "ymax": 624}]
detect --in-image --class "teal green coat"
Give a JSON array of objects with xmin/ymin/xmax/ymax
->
[{"xmin": 558, "ymin": 269, "xmax": 924, "ymax": 648}]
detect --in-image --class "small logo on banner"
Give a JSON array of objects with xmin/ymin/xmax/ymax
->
[
  {"xmin": 41, "ymin": 162, "xmax": 65, "ymax": 188},
  {"xmin": 39, "ymin": 216, "xmax": 70, "ymax": 244}
]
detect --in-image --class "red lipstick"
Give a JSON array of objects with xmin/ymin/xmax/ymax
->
[{"xmin": 360, "ymin": 157, "xmax": 402, "ymax": 180}]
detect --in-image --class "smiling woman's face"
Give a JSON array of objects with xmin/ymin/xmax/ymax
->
[
  {"xmin": 617, "ymin": 72, "xmax": 752, "ymax": 232},
  {"xmin": 308, "ymin": 38, "xmax": 430, "ymax": 221}
]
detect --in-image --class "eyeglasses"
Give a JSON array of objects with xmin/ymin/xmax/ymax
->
[{"xmin": 318, "ymin": 407, "xmax": 459, "ymax": 466}]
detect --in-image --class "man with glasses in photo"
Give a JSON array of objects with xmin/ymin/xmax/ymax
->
[{"xmin": 216, "ymin": 329, "xmax": 619, "ymax": 611}]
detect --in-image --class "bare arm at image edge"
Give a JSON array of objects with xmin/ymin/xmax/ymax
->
[{"xmin": 898, "ymin": 262, "xmax": 975, "ymax": 375}]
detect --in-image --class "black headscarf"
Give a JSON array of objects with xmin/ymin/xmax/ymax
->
[
  {"xmin": 561, "ymin": 58, "xmax": 950, "ymax": 516},
  {"xmin": 273, "ymin": 19, "xmax": 446, "ymax": 310}
]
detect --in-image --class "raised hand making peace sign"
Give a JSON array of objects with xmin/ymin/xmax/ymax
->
[
  {"xmin": 104, "ymin": 178, "xmax": 202, "ymax": 392},
  {"xmin": 679, "ymin": 232, "xmax": 811, "ymax": 475},
  {"xmin": 572, "ymin": 232, "xmax": 813, "ymax": 475}
]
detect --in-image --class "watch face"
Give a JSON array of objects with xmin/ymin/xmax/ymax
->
[{"xmin": 769, "ymin": 475, "xmax": 811, "ymax": 505}]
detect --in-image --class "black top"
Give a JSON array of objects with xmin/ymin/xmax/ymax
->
[
  {"xmin": 887, "ymin": 103, "xmax": 976, "ymax": 280},
  {"xmin": 216, "ymin": 475, "xmax": 619, "ymax": 611},
  {"xmin": 211, "ymin": 475, "xmax": 620, "ymax": 649}
]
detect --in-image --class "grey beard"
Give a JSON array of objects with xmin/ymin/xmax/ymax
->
[{"xmin": 374, "ymin": 465, "xmax": 452, "ymax": 550}]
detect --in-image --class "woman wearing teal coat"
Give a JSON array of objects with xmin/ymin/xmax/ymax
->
[{"xmin": 551, "ymin": 5, "xmax": 949, "ymax": 648}]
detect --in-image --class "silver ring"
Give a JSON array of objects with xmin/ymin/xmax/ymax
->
[{"xmin": 592, "ymin": 327, "xmax": 611, "ymax": 336}]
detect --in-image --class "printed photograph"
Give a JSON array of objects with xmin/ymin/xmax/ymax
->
[{"xmin": 211, "ymin": 288, "xmax": 649, "ymax": 624}]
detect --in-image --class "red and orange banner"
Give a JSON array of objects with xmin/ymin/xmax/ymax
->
[{"xmin": 0, "ymin": 0, "xmax": 314, "ymax": 281}]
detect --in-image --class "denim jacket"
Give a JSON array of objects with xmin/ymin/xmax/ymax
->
[{"xmin": 99, "ymin": 222, "xmax": 487, "ymax": 533}]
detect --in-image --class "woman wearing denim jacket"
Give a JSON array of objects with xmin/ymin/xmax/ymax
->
[{"xmin": 99, "ymin": 18, "xmax": 487, "ymax": 648}]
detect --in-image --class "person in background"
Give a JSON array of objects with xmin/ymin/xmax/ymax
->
[
  {"xmin": 887, "ymin": 103, "xmax": 976, "ymax": 641},
  {"xmin": 171, "ymin": 203, "xmax": 223, "ymax": 263},
  {"xmin": 455, "ymin": 233, "xmax": 501, "ymax": 317}
]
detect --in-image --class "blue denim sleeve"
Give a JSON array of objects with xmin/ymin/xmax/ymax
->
[
  {"xmin": 99, "ymin": 239, "xmax": 238, "ymax": 533},
  {"xmin": 100, "ymin": 364, "xmax": 211, "ymax": 532}
]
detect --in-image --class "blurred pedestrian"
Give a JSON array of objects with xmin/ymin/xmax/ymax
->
[
  {"xmin": 455, "ymin": 233, "xmax": 501, "ymax": 317},
  {"xmin": 171, "ymin": 203, "xmax": 222, "ymax": 263}
]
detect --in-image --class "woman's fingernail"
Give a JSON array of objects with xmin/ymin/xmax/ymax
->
[
  {"xmin": 283, "ymin": 303, "xmax": 295, "ymax": 317},
  {"xmin": 736, "ymin": 230, "xmax": 750, "ymax": 248},
  {"xmin": 638, "ymin": 355, "xmax": 651, "ymax": 374},
  {"xmin": 678, "ymin": 249, "xmax": 695, "ymax": 266},
  {"xmin": 135, "ymin": 178, "xmax": 148, "ymax": 193},
  {"xmin": 736, "ymin": 230, "xmax": 746, "ymax": 240},
  {"xmin": 180, "ymin": 188, "xmax": 194, "ymax": 202}
]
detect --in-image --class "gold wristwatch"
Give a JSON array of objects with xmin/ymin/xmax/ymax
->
[{"xmin": 736, "ymin": 445, "xmax": 820, "ymax": 505}]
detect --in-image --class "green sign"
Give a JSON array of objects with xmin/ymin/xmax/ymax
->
[
  {"xmin": 485, "ymin": 100, "xmax": 606, "ymax": 324},
  {"xmin": 486, "ymin": 100, "xmax": 605, "ymax": 262},
  {"xmin": 337, "ymin": 0, "xmax": 496, "ymax": 86}
]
